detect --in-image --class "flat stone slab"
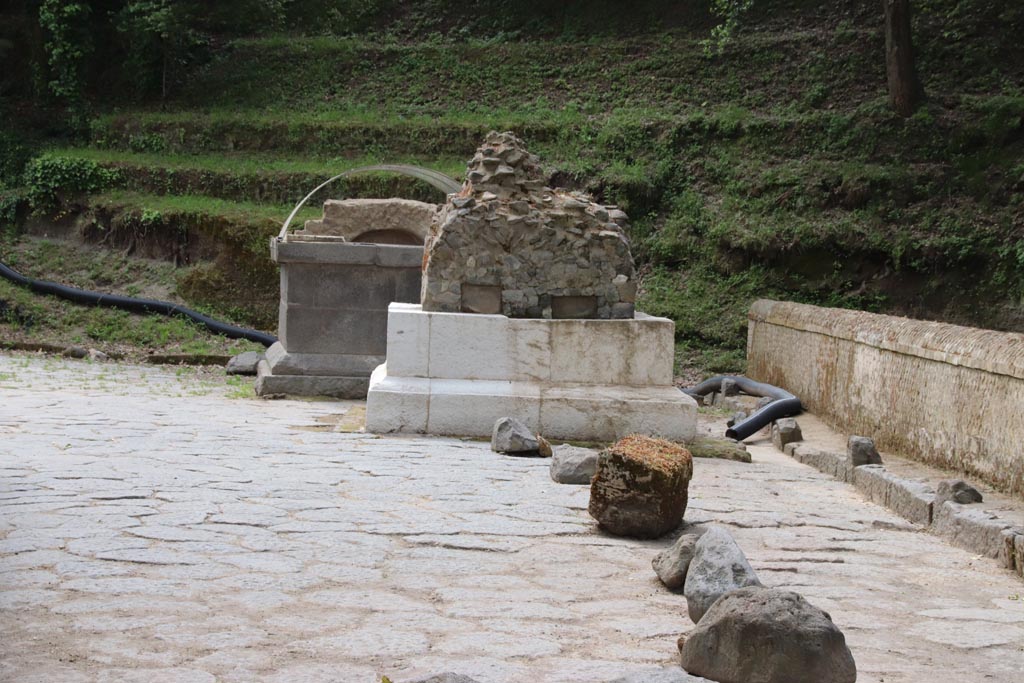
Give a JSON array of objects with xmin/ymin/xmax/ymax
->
[
  {"xmin": 1, "ymin": 353, "xmax": 1024, "ymax": 683},
  {"xmin": 255, "ymin": 359, "xmax": 370, "ymax": 399}
]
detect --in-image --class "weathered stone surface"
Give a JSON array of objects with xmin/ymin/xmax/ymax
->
[
  {"xmin": 936, "ymin": 479, "xmax": 983, "ymax": 505},
  {"xmin": 790, "ymin": 444, "xmax": 848, "ymax": 480},
  {"xmin": 686, "ymin": 437, "xmax": 750, "ymax": 463},
  {"xmin": 652, "ymin": 525, "xmax": 709, "ymax": 590},
  {"xmin": 932, "ymin": 500, "xmax": 1014, "ymax": 559},
  {"xmin": 6, "ymin": 353, "xmax": 1024, "ymax": 682},
  {"xmin": 683, "ymin": 525, "xmax": 761, "ymax": 623},
  {"xmin": 226, "ymin": 351, "xmax": 262, "ymax": 376},
  {"xmin": 608, "ymin": 667, "xmax": 711, "ymax": 682},
  {"xmin": 847, "ymin": 435, "xmax": 882, "ymax": 467},
  {"xmin": 420, "ymin": 132, "xmax": 635, "ymax": 319},
  {"xmin": 401, "ymin": 674, "xmax": 481, "ymax": 683},
  {"xmin": 851, "ymin": 465, "xmax": 934, "ymax": 526},
  {"xmin": 679, "ymin": 586, "xmax": 857, "ymax": 683},
  {"xmin": 719, "ymin": 378, "xmax": 739, "ymax": 396},
  {"xmin": 491, "ymin": 417, "xmax": 539, "ymax": 454},
  {"xmin": 588, "ymin": 435, "xmax": 693, "ymax": 539},
  {"xmin": 549, "ymin": 445, "xmax": 599, "ymax": 484},
  {"xmin": 265, "ymin": 239, "xmax": 423, "ymax": 399},
  {"xmin": 1006, "ymin": 529, "xmax": 1024, "ymax": 573},
  {"xmin": 299, "ymin": 198, "xmax": 437, "ymax": 243},
  {"xmin": 770, "ymin": 417, "xmax": 802, "ymax": 451}
]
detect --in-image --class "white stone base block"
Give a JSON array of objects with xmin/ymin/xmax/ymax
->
[{"xmin": 366, "ymin": 304, "xmax": 697, "ymax": 441}]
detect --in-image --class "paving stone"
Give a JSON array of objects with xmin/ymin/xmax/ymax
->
[{"xmin": 3, "ymin": 353, "xmax": 1024, "ymax": 683}]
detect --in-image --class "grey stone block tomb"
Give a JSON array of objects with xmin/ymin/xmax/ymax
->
[{"xmin": 256, "ymin": 199, "xmax": 436, "ymax": 398}]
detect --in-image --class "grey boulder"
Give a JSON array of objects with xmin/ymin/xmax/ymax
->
[
  {"xmin": 62, "ymin": 345, "xmax": 88, "ymax": 359},
  {"xmin": 936, "ymin": 478, "xmax": 983, "ymax": 505},
  {"xmin": 679, "ymin": 586, "xmax": 857, "ymax": 683},
  {"xmin": 771, "ymin": 418, "xmax": 802, "ymax": 451},
  {"xmin": 491, "ymin": 417, "xmax": 539, "ymax": 454},
  {"xmin": 550, "ymin": 444, "xmax": 599, "ymax": 484},
  {"xmin": 847, "ymin": 435, "xmax": 882, "ymax": 467},
  {"xmin": 653, "ymin": 525, "xmax": 709, "ymax": 589},
  {"xmin": 683, "ymin": 525, "xmax": 761, "ymax": 623},
  {"xmin": 226, "ymin": 351, "xmax": 262, "ymax": 376}
]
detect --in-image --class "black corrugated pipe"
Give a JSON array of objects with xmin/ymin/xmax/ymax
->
[
  {"xmin": 683, "ymin": 375, "xmax": 803, "ymax": 441},
  {"xmin": 0, "ymin": 261, "xmax": 277, "ymax": 347}
]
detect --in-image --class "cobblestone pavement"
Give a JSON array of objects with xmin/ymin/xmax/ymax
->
[{"xmin": 1, "ymin": 353, "xmax": 1023, "ymax": 683}]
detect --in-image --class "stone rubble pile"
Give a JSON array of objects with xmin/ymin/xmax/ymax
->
[
  {"xmin": 651, "ymin": 523, "xmax": 857, "ymax": 683},
  {"xmin": 652, "ymin": 524, "xmax": 709, "ymax": 589},
  {"xmin": 682, "ymin": 525, "xmax": 762, "ymax": 623},
  {"xmin": 421, "ymin": 131, "xmax": 637, "ymax": 319}
]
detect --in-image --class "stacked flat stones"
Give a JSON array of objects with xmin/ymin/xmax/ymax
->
[{"xmin": 420, "ymin": 131, "xmax": 636, "ymax": 319}]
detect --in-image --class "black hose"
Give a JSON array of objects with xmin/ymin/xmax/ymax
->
[
  {"xmin": 0, "ymin": 261, "xmax": 277, "ymax": 347},
  {"xmin": 683, "ymin": 375, "xmax": 803, "ymax": 441}
]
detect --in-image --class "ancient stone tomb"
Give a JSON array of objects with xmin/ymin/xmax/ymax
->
[
  {"xmin": 256, "ymin": 198, "xmax": 437, "ymax": 398},
  {"xmin": 421, "ymin": 131, "xmax": 636, "ymax": 319},
  {"xmin": 366, "ymin": 132, "xmax": 697, "ymax": 442}
]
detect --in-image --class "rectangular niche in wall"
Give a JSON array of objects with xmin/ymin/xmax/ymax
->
[
  {"xmin": 461, "ymin": 284, "xmax": 502, "ymax": 315},
  {"xmin": 552, "ymin": 295, "xmax": 598, "ymax": 319}
]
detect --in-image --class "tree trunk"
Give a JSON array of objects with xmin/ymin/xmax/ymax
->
[{"xmin": 883, "ymin": 0, "xmax": 923, "ymax": 117}]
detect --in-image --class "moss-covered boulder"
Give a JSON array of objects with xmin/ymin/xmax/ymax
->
[{"xmin": 588, "ymin": 435, "xmax": 693, "ymax": 539}]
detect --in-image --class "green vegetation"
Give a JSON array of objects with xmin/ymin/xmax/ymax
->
[
  {"xmin": 1, "ymin": 0, "xmax": 1022, "ymax": 372},
  {"xmin": 0, "ymin": 237, "xmax": 264, "ymax": 359}
]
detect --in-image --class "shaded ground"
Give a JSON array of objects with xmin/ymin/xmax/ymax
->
[{"xmin": 0, "ymin": 353, "xmax": 1022, "ymax": 683}]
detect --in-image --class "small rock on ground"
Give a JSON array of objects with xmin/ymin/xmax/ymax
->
[
  {"xmin": 936, "ymin": 479, "xmax": 983, "ymax": 505},
  {"xmin": 226, "ymin": 351, "xmax": 262, "ymax": 376},
  {"xmin": 679, "ymin": 586, "xmax": 857, "ymax": 683},
  {"xmin": 771, "ymin": 417, "xmax": 802, "ymax": 451},
  {"xmin": 550, "ymin": 444, "xmax": 599, "ymax": 484},
  {"xmin": 683, "ymin": 525, "xmax": 761, "ymax": 623},
  {"xmin": 62, "ymin": 345, "xmax": 88, "ymax": 359},
  {"xmin": 652, "ymin": 525, "xmax": 709, "ymax": 589},
  {"xmin": 491, "ymin": 417, "xmax": 540, "ymax": 454},
  {"xmin": 847, "ymin": 435, "xmax": 882, "ymax": 467}
]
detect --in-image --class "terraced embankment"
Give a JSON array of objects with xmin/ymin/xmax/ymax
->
[{"xmin": 2, "ymin": 1, "xmax": 1022, "ymax": 369}]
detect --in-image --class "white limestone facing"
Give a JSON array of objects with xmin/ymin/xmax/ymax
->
[{"xmin": 366, "ymin": 303, "xmax": 697, "ymax": 441}]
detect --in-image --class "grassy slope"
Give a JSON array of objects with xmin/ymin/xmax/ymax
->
[
  {"xmin": 4, "ymin": 0, "xmax": 1023, "ymax": 371},
  {"xmin": 0, "ymin": 237, "xmax": 265, "ymax": 359}
]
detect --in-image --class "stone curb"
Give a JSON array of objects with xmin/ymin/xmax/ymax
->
[{"xmin": 782, "ymin": 441, "xmax": 1024, "ymax": 578}]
